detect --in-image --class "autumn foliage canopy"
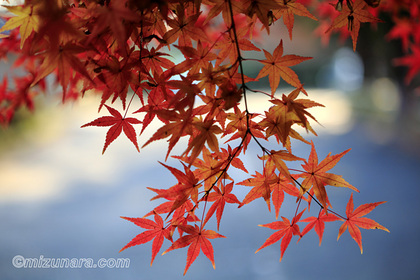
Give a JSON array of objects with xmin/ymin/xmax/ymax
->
[{"xmin": 3, "ymin": 0, "xmax": 418, "ymax": 275}]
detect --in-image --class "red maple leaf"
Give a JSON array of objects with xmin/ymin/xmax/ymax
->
[
  {"xmin": 162, "ymin": 224, "xmax": 225, "ymax": 275},
  {"xmin": 119, "ymin": 214, "xmax": 172, "ymax": 266},
  {"xmin": 163, "ymin": 5, "xmax": 208, "ymax": 47},
  {"xmin": 148, "ymin": 162, "xmax": 201, "ymax": 217},
  {"xmin": 87, "ymin": 0, "xmax": 139, "ymax": 52},
  {"xmin": 237, "ymin": 159, "xmax": 278, "ymax": 211},
  {"xmin": 203, "ymin": 182, "xmax": 241, "ymax": 230},
  {"xmin": 337, "ymin": 193, "xmax": 389, "ymax": 253},
  {"xmin": 32, "ymin": 42, "xmax": 92, "ymax": 94},
  {"xmin": 81, "ymin": 105, "xmax": 141, "ymax": 154},
  {"xmin": 255, "ymin": 210, "xmax": 304, "ymax": 261},
  {"xmin": 394, "ymin": 45, "xmax": 420, "ymax": 84},
  {"xmin": 300, "ymin": 209, "xmax": 342, "ymax": 245}
]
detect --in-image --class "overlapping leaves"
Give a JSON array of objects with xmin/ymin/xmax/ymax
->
[{"xmin": 0, "ymin": 0, "xmax": 392, "ymax": 275}]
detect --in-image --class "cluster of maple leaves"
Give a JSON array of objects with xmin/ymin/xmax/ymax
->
[{"xmin": 1, "ymin": 0, "xmax": 408, "ymax": 275}]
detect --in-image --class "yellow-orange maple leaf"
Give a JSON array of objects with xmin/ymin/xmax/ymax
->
[
  {"xmin": 0, "ymin": 4, "xmax": 41, "ymax": 48},
  {"xmin": 326, "ymin": 0, "xmax": 382, "ymax": 51},
  {"xmin": 256, "ymin": 40, "xmax": 311, "ymax": 95},
  {"xmin": 299, "ymin": 141, "xmax": 359, "ymax": 209}
]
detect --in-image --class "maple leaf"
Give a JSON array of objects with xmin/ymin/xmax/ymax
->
[
  {"xmin": 81, "ymin": 105, "xmax": 141, "ymax": 154},
  {"xmin": 175, "ymin": 41, "xmax": 218, "ymax": 75},
  {"xmin": 32, "ymin": 42, "xmax": 93, "ymax": 94},
  {"xmin": 139, "ymin": 47, "xmax": 175, "ymax": 75},
  {"xmin": 393, "ymin": 45, "xmax": 420, "ymax": 85},
  {"xmin": 280, "ymin": 87, "xmax": 324, "ymax": 132},
  {"xmin": 184, "ymin": 146, "xmax": 227, "ymax": 191},
  {"xmin": 256, "ymin": 40, "xmax": 311, "ymax": 95},
  {"xmin": 326, "ymin": 0, "xmax": 382, "ymax": 51},
  {"xmin": 300, "ymin": 209, "xmax": 342, "ymax": 245},
  {"xmin": 162, "ymin": 224, "xmax": 225, "ymax": 275},
  {"xmin": 237, "ymin": 159, "xmax": 278, "ymax": 210},
  {"xmin": 203, "ymin": 0, "xmax": 242, "ymax": 27},
  {"xmin": 337, "ymin": 193, "xmax": 389, "ymax": 253},
  {"xmin": 274, "ymin": 0, "xmax": 317, "ymax": 40},
  {"xmin": 241, "ymin": 0, "xmax": 281, "ymax": 29},
  {"xmin": 120, "ymin": 214, "xmax": 172, "ymax": 266},
  {"xmin": 255, "ymin": 210, "xmax": 304, "ymax": 261},
  {"xmin": 271, "ymin": 173, "xmax": 301, "ymax": 219},
  {"xmin": 95, "ymin": 54, "xmax": 137, "ymax": 110},
  {"xmin": 183, "ymin": 118, "xmax": 223, "ymax": 164},
  {"xmin": 163, "ymin": 5, "xmax": 208, "ymax": 47},
  {"xmin": 258, "ymin": 90, "xmax": 320, "ymax": 150},
  {"xmin": 385, "ymin": 18, "xmax": 414, "ymax": 53},
  {"xmin": 262, "ymin": 149, "xmax": 303, "ymax": 183},
  {"xmin": 215, "ymin": 27, "xmax": 260, "ymax": 66},
  {"xmin": 299, "ymin": 141, "xmax": 359, "ymax": 209},
  {"xmin": 203, "ymin": 182, "xmax": 241, "ymax": 230},
  {"xmin": 224, "ymin": 106, "xmax": 265, "ymax": 151},
  {"xmin": 142, "ymin": 109, "xmax": 194, "ymax": 160},
  {"xmin": 87, "ymin": 0, "xmax": 139, "ymax": 53},
  {"xmin": 149, "ymin": 162, "xmax": 201, "ymax": 216},
  {"xmin": 0, "ymin": 3, "xmax": 41, "ymax": 48}
]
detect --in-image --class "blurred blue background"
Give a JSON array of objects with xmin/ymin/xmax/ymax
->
[{"xmin": 1, "ymin": 9, "xmax": 420, "ymax": 280}]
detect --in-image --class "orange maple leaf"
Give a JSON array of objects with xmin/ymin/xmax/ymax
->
[
  {"xmin": 271, "ymin": 173, "xmax": 301, "ymax": 219},
  {"xmin": 326, "ymin": 0, "xmax": 382, "ymax": 51},
  {"xmin": 175, "ymin": 41, "xmax": 218, "ymax": 75},
  {"xmin": 255, "ymin": 210, "xmax": 304, "ymax": 261},
  {"xmin": 81, "ymin": 105, "xmax": 141, "ymax": 154},
  {"xmin": 256, "ymin": 40, "xmax": 311, "ymax": 95},
  {"xmin": 224, "ymin": 106, "xmax": 265, "ymax": 151},
  {"xmin": 299, "ymin": 141, "xmax": 359, "ymax": 209},
  {"xmin": 241, "ymin": 0, "xmax": 281, "ymax": 29},
  {"xmin": 162, "ymin": 224, "xmax": 225, "ymax": 275},
  {"xmin": 279, "ymin": 87, "xmax": 324, "ymax": 132},
  {"xmin": 215, "ymin": 27, "xmax": 260, "ymax": 66},
  {"xmin": 203, "ymin": 0, "xmax": 242, "ymax": 27},
  {"xmin": 119, "ymin": 214, "xmax": 172, "ymax": 266},
  {"xmin": 274, "ymin": 0, "xmax": 317, "ymax": 40},
  {"xmin": 237, "ymin": 159, "xmax": 278, "ymax": 210},
  {"xmin": 258, "ymin": 89, "xmax": 321, "ymax": 150},
  {"xmin": 337, "ymin": 193, "xmax": 389, "ymax": 253}
]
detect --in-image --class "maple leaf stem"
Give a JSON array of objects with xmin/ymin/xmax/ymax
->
[
  {"xmin": 249, "ymin": 129, "xmax": 270, "ymax": 154},
  {"xmin": 123, "ymin": 93, "xmax": 136, "ymax": 119},
  {"xmin": 200, "ymin": 193, "xmax": 210, "ymax": 229},
  {"xmin": 197, "ymin": 129, "xmax": 248, "ymax": 203},
  {"xmin": 294, "ymin": 197, "xmax": 303, "ymax": 218},
  {"xmin": 226, "ymin": 0, "xmax": 249, "ymax": 115},
  {"xmin": 289, "ymin": 175, "xmax": 346, "ymax": 220},
  {"xmin": 290, "ymin": 175, "xmax": 323, "ymax": 208}
]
